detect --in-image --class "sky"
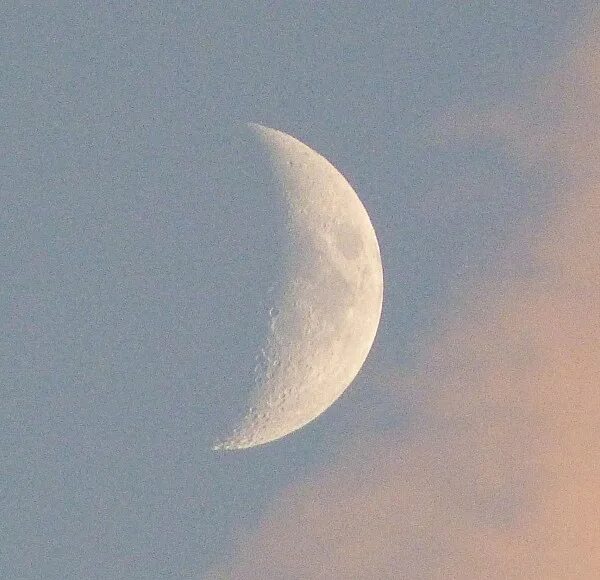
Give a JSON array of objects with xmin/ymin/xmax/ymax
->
[{"xmin": 1, "ymin": 2, "xmax": 598, "ymax": 578}]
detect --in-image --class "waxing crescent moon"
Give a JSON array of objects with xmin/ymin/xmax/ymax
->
[{"xmin": 213, "ymin": 124, "xmax": 383, "ymax": 450}]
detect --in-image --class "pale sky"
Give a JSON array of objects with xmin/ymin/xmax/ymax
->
[{"xmin": 1, "ymin": 2, "xmax": 598, "ymax": 578}]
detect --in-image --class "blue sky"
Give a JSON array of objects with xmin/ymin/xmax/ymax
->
[{"xmin": 1, "ymin": 2, "xmax": 597, "ymax": 578}]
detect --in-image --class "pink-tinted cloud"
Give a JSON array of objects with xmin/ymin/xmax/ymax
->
[{"xmin": 214, "ymin": 25, "xmax": 600, "ymax": 580}]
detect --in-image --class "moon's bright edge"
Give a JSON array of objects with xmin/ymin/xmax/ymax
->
[{"xmin": 213, "ymin": 124, "xmax": 383, "ymax": 450}]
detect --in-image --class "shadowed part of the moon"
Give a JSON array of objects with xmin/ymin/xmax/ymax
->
[{"xmin": 194, "ymin": 125, "xmax": 291, "ymax": 441}]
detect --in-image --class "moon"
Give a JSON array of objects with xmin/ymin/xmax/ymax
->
[{"xmin": 213, "ymin": 124, "xmax": 383, "ymax": 450}]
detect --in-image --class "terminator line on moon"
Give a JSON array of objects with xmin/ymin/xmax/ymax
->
[{"xmin": 213, "ymin": 124, "xmax": 383, "ymax": 450}]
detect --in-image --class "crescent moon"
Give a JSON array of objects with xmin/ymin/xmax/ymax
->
[{"xmin": 214, "ymin": 124, "xmax": 383, "ymax": 450}]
